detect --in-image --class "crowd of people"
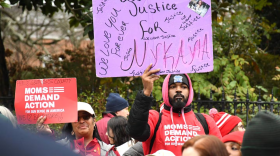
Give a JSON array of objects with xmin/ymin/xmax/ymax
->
[{"xmin": 1, "ymin": 65, "xmax": 280, "ymax": 156}]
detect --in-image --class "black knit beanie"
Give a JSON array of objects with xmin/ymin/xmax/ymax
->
[
  {"xmin": 241, "ymin": 111, "xmax": 280, "ymax": 156},
  {"xmin": 168, "ymin": 74, "xmax": 189, "ymax": 88},
  {"xmin": 105, "ymin": 93, "xmax": 129, "ymax": 113}
]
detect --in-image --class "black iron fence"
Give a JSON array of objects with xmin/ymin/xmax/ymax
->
[
  {"xmin": 2, "ymin": 88, "xmax": 280, "ymax": 125},
  {"xmin": 191, "ymin": 89, "xmax": 280, "ymax": 125}
]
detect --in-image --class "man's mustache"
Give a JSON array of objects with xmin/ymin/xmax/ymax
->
[{"xmin": 173, "ymin": 93, "xmax": 185, "ymax": 99}]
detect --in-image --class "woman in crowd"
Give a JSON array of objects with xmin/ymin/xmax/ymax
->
[
  {"xmin": 37, "ymin": 102, "xmax": 119, "ymax": 156},
  {"xmin": 181, "ymin": 135, "xmax": 228, "ymax": 156},
  {"xmin": 106, "ymin": 116, "xmax": 135, "ymax": 155},
  {"xmin": 0, "ymin": 106, "xmax": 18, "ymax": 128},
  {"xmin": 209, "ymin": 108, "xmax": 245, "ymax": 137},
  {"xmin": 222, "ymin": 131, "xmax": 245, "ymax": 156}
]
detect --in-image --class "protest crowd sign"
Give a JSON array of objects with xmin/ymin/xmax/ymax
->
[
  {"xmin": 93, "ymin": 0, "xmax": 213, "ymax": 77},
  {"xmin": 14, "ymin": 78, "xmax": 77, "ymax": 124}
]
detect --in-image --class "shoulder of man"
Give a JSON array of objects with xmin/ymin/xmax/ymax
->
[{"xmin": 148, "ymin": 110, "xmax": 161, "ymax": 126}]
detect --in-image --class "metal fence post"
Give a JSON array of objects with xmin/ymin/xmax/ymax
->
[
  {"xmin": 257, "ymin": 90, "xmax": 262, "ymax": 112},
  {"xmin": 221, "ymin": 87, "xmax": 225, "ymax": 112},
  {"xmin": 270, "ymin": 89, "xmax": 274, "ymax": 113},
  {"xmin": 246, "ymin": 89, "xmax": 249, "ymax": 124},
  {"xmin": 197, "ymin": 88, "xmax": 201, "ymax": 113},
  {"xmin": 209, "ymin": 89, "xmax": 213, "ymax": 109},
  {"xmin": 233, "ymin": 88, "xmax": 237, "ymax": 115}
]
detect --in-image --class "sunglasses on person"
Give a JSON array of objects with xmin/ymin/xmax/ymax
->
[{"xmin": 78, "ymin": 114, "xmax": 94, "ymax": 121}]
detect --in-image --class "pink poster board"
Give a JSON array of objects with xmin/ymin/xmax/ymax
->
[{"xmin": 93, "ymin": 0, "xmax": 213, "ymax": 77}]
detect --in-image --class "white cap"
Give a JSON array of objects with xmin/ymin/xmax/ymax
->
[
  {"xmin": 77, "ymin": 102, "xmax": 95, "ymax": 116},
  {"xmin": 146, "ymin": 150, "xmax": 175, "ymax": 156}
]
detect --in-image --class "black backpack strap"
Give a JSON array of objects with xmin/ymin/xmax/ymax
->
[
  {"xmin": 195, "ymin": 113, "xmax": 209, "ymax": 135},
  {"xmin": 149, "ymin": 112, "xmax": 162, "ymax": 154}
]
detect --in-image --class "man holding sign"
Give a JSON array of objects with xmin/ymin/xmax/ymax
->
[{"xmin": 126, "ymin": 65, "xmax": 221, "ymax": 155}]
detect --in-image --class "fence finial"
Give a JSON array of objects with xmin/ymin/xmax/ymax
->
[
  {"xmin": 127, "ymin": 89, "xmax": 130, "ymax": 101},
  {"xmin": 246, "ymin": 89, "xmax": 249, "ymax": 101},
  {"xmin": 271, "ymin": 89, "xmax": 274, "ymax": 102},
  {"xmin": 198, "ymin": 87, "xmax": 201, "ymax": 100},
  {"xmin": 222, "ymin": 87, "xmax": 225, "ymax": 101},
  {"xmin": 258, "ymin": 89, "xmax": 262, "ymax": 102},
  {"xmin": 234, "ymin": 88, "xmax": 237, "ymax": 101},
  {"xmin": 210, "ymin": 89, "xmax": 212, "ymax": 101}
]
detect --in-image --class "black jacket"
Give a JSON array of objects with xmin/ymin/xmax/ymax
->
[{"xmin": 126, "ymin": 91, "xmax": 153, "ymax": 141}]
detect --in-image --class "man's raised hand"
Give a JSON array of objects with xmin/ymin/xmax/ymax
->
[{"xmin": 142, "ymin": 64, "xmax": 160, "ymax": 96}]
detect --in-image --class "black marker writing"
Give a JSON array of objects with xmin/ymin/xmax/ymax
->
[
  {"xmin": 120, "ymin": 0, "xmax": 177, "ymax": 17},
  {"xmin": 140, "ymin": 20, "xmax": 167, "ymax": 39},
  {"xmin": 99, "ymin": 58, "xmax": 109, "ymax": 75},
  {"xmin": 191, "ymin": 63, "xmax": 210, "ymax": 73},
  {"xmin": 105, "ymin": 8, "xmax": 121, "ymax": 31}
]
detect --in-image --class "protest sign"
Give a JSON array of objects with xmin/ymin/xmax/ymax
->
[
  {"xmin": 93, "ymin": 0, "xmax": 213, "ymax": 77},
  {"xmin": 15, "ymin": 78, "xmax": 77, "ymax": 124}
]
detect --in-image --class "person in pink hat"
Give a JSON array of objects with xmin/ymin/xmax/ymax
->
[
  {"xmin": 209, "ymin": 108, "xmax": 245, "ymax": 137},
  {"xmin": 127, "ymin": 65, "xmax": 222, "ymax": 156},
  {"xmin": 222, "ymin": 131, "xmax": 245, "ymax": 156}
]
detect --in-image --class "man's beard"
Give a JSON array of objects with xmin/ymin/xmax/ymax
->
[{"xmin": 169, "ymin": 93, "xmax": 188, "ymax": 111}]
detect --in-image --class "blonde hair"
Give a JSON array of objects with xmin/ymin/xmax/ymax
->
[{"xmin": 0, "ymin": 106, "xmax": 18, "ymax": 128}]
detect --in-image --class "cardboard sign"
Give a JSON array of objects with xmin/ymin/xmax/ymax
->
[
  {"xmin": 15, "ymin": 78, "xmax": 77, "ymax": 124},
  {"xmin": 93, "ymin": 0, "xmax": 213, "ymax": 77}
]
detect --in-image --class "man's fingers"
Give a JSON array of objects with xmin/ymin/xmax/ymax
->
[
  {"xmin": 147, "ymin": 69, "xmax": 160, "ymax": 76},
  {"xmin": 143, "ymin": 64, "xmax": 153, "ymax": 74},
  {"xmin": 149, "ymin": 74, "xmax": 160, "ymax": 80},
  {"xmin": 150, "ymin": 75, "xmax": 160, "ymax": 82}
]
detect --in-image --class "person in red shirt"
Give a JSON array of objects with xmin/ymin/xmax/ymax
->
[
  {"xmin": 96, "ymin": 93, "xmax": 129, "ymax": 144},
  {"xmin": 126, "ymin": 65, "xmax": 222, "ymax": 156}
]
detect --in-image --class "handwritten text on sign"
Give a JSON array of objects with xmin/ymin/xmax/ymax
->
[
  {"xmin": 93, "ymin": 0, "xmax": 213, "ymax": 77},
  {"xmin": 15, "ymin": 78, "xmax": 77, "ymax": 124}
]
